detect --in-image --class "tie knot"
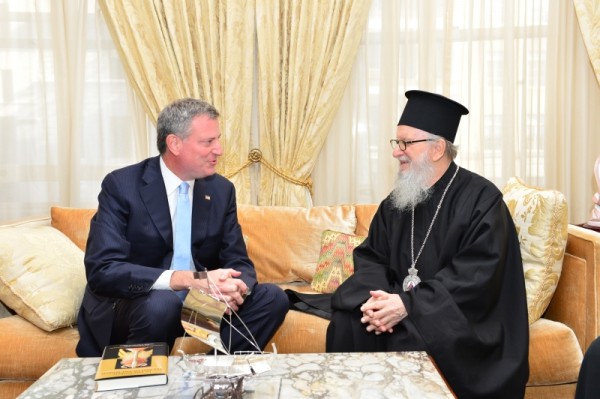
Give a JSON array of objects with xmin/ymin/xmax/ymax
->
[{"xmin": 179, "ymin": 182, "xmax": 189, "ymax": 196}]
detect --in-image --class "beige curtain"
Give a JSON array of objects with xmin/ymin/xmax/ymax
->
[
  {"xmin": 255, "ymin": 0, "xmax": 371, "ymax": 206},
  {"xmin": 98, "ymin": 0, "xmax": 255, "ymax": 202},
  {"xmin": 547, "ymin": 1, "xmax": 600, "ymax": 224},
  {"xmin": 574, "ymin": 0, "xmax": 600, "ymax": 87}
]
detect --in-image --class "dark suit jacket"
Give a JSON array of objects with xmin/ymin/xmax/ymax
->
[{"xmin": 76, "ymin": 156, "xmax": 256, "ymax": 355}]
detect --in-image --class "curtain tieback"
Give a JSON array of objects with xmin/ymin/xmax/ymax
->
[{"xmin": 223, "ymin": 149, "xmax": 313, "ymax": 195}]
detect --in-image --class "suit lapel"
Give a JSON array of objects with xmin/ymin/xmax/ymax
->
[
  {"xmin": 192, "ymin": 178, "xmax": 212, "ymax": 243},
  {"xmin": 140, "ymin": 157, "xmax": 172, "ymax": 246}
]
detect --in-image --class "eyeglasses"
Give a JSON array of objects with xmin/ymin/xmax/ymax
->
[{"xmin": 389, "ymin": 138, "xmax": 437, "ymax": 151}]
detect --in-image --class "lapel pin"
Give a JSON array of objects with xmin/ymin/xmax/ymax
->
[{"xmin": 204, "ymin": 195, "xmax": 211, "ymax": 200}]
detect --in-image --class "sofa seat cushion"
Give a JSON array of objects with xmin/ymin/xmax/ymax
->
[
  {"xmin": 527, "ymin": 318, "xmax": 583, "ymax": 386},
  {"xmin": 174, "ymin": 309, "xmax": 329, "ymax": 356},
  {"xmin": 173, "ymin": 336, "xmax": 213, "ymax": 356},
  {"xmin": 0, "ymin": 315, "xmax": 78, "ymax": 380},
  {"xmin": 0, "ymin": 381, "xmax": 33, "ymax": 399},
  {"xmin": 266, "ymin": 309, "xmax": 329, "ymax": 353}
]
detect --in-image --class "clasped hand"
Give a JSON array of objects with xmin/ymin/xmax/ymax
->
[
  {"xmin": 203, "ymin": 269, "xmax": 248, "ymax": 313},
  {"xmin": 172, "ymin": 268, "xmax": 248, "ymax": 313},
  {"xmin": 360, "ymin": 290, "xmax": 407, "ymax": 335}
]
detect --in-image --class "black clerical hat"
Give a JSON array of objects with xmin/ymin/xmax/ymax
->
[{"xmin": 397, "ymin": 90, "xmax": 469, "ymax": 143}]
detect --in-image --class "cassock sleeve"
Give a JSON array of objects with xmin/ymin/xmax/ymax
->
[{"xmin": 331, "ymin": 202, "xmax": 397, "ymax": 310}]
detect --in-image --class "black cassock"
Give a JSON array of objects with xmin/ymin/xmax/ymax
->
[{"xmin": 327, "ymin": 163, "xmax": 529, "ymax": 399}]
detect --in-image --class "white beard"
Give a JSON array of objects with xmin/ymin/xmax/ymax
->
[{"xmin": 390, "ymin": 151, "xmax": 436, "ymax": 211}]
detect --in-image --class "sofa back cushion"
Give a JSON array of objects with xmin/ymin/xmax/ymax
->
[
  {"xmin": 355, "ymin": 204, "xmax": 379, "ymax": 236},
  {"xmin": 237, "ymin": 205, "xmax": 357, "ymax": 283},
  {"xmin": 502, "ymin": 177, "xmax": 568, "ymax": 325},
  {"xmin": 51, "ymin": 207, "xmax": 97, "ymax": 251},
  {"xmin": 48, "ymin": 205, "xmax": 362, "ymax": 285}
]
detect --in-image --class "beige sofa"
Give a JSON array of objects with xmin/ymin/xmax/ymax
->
[{"xmin": 0, "ymin": 201, "xmax": 598, "ymax": 399}]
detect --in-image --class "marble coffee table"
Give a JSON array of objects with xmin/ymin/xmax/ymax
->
[{"xmin": 18, "ymin": 351, "xmax": 454, "ymax": 398}]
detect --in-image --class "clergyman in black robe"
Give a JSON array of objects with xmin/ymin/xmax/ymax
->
[{"xmin": 326, "ymin": 90, "xmax": 529, "ymax": 399}]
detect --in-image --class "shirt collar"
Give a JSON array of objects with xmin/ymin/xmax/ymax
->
[{"xmin": 159, "ymin": 156, "xmax": 194, "ymax": 195}]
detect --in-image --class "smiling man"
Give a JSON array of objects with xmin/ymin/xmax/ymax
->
[
  {"xmin": 76, "ymin": 98, "xmax": 288, "ymax": 357},
  {"xmin": 326, "ymin": 90, "xmax": 529, "ymax": 398}
]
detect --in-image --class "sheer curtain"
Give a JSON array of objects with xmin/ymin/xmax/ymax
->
[
  {"xmin": 313, "ymin": 0, "xmax": 600, "ymax": 224},
  {"xmin": 0, "ymin": 0, "xmax": 146, "ymax": 222}
]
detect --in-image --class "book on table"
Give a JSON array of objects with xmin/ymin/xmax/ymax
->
[{"xmin": 95, "ymin": 342, "xmax": 169, "ymax": 391}]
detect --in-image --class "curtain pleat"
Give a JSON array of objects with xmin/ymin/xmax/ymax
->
[
  {"xmin": 573, "ymin": 0, "xmax": 600, "ymax": 87},
  {"xmin": 98, "ymin": 0, "xmax": 255, "ymax": 202},
  {"xmin": 255, "ymin": 0, "xmax": 371, "ymax": 206}
]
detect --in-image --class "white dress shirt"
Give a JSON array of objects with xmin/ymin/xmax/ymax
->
[{"xmin": 152, "ymin": 157, "xmax": 194, "ymax": 290}]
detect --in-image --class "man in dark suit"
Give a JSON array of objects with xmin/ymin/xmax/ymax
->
[{"xmin": 76, "ymin": 98, "xmax": 289, "ymax": 357}]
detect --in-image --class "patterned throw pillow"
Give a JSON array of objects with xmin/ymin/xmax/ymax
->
[
  {"xmin": 310, "ymin": 230, "xmax": 366, "ymax": 293},
  {"xmin": 502, "ymin": 177, "xmax": 568, "ymax": 325}
]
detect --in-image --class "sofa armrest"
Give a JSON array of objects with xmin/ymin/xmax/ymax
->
[{"xmin": 544, "ymin": 224, "xmax": 600, "ymax": 352}]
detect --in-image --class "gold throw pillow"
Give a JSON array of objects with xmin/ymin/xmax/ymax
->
[{"xmin": 502, "ymin": 177, "xmax": 568, "ymax": 325}]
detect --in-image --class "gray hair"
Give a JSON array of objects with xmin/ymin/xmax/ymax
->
[
  {"xmin": 156, "ymin": 98, "xmax": 220, "ymax": 154},
  {"xmin": 426, "ymin": 132, "xmax": 458, "ymax": 160}
]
